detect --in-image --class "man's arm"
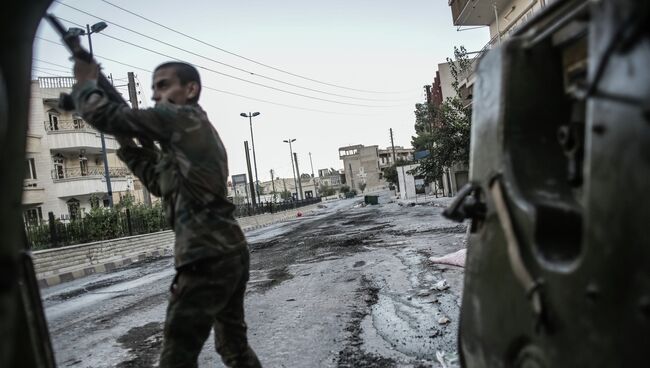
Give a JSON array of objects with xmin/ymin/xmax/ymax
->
[
  {"xmin": 72, "ymin": 80, "xmax": 190, "ymax": 143},
  {"xmin": 117, "ymin": 144, "xmax": 163, "ymax": 197}
]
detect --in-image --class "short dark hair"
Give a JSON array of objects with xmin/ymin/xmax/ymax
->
[{"xmin": 154, "ymin": 62, "xmax": 202, "ymax": 103}]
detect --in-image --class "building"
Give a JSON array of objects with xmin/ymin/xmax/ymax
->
[
  {"xmin": 377, "ymin": 146, "xmax": 414, "ymax": 173},
  {"xmin": 448, "ymin": 0, "xmax": 551, "ymax": 88},
  {"xmin": 338, "ymin": 144, "xmax": 383, "ymax": 192},
  {"xmin": 23, "ymin": 77, "xmax": 145, "ymax": 223},
  {"xmin": 396, "ymin": 163, "xmax": 434, "ymax": 200},
  {"xmin": 318, "ymin": 168, "xmax": 342, "ymax": 190}
]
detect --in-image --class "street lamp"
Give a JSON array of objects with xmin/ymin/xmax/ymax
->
[
  {"xmin": 283, "ymin": 139, "xmax": 299, "ymax": 201},
  {"xmin": 69, "ymin": 22, "xmax": 113, "ymax": 207},
  {"xmin": 240, "ymin": 112, "xmax": 261, "ymax": 205}
]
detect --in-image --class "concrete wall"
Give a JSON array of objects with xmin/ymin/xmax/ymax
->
[{"xmin": 33, "ymin": 203, "xmax": 323, "ymax": 287}]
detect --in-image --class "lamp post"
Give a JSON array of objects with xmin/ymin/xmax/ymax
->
[
  {"xmin": 282, "ymin": 139, "xmax": 299, "ymax": 201},
  {"xmin": 69, "ymin": 22, "xmax": 113, "ymax": 207},
  {"xmin": 240, "ymin": 112, "xmax": 261, "ymax": 205}
]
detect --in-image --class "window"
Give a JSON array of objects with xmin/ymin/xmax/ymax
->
[
  {"xmin": 73, "ymin": 115, "xmax": 84, "ymax": 129},
  {"xmin": 79, "ymin": 150, "xmax": 88, "ymax": 176},
  {"xmin": 52, "ymin": 154, "xmax": 65, "ymax": 179},
  {"xmin": 25, "ymin": 158, "xmax": 37, "ymax": 179},
  {"xmin": 67, "ymin": 198, "xmax": 80, "ymax": 220},
  {"xmin": 48, "ymin": 111, "xmax": 59, "ymax": 131},
  {"xmin": 23, "ymin": 207, "xmax": 43, "ymax": 225}
]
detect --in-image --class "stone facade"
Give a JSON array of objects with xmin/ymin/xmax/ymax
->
[{"xmin": 23, "ymin": 77, "xmax": 147, "ymax": 224}]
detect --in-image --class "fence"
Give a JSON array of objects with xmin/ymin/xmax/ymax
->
[
  {"xmin": 25, "ymin": 197, "xmax": 322, "ymax": 250},
  {"xmin": 232, "ymin": 197, "xmax": 321, "ymax": 218}
]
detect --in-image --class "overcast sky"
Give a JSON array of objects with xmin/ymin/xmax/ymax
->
[{"xmin": 33, "ymin": 0, "xmax": 488, "ymax": 181}]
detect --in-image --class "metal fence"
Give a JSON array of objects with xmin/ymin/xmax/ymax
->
[
  {"xmin": 232, "ymin": 197, "xmax": 321, "ymax": 217},
  {"xmin": 24, "ymin": 197, "xmax": 321, "ymax": 250}
]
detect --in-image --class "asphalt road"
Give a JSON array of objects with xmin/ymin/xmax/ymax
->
[{"xmin": 42, "ymin": 193, "xmax": 467, "ymax": 367}]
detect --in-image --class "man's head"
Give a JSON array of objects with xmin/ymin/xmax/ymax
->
[{"xmin": 152, "ymin": 62, "xmax": 201, "ymax": 106}]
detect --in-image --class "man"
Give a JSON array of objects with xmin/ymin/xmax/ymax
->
[{"xmin": 72, "ymin": 60, "xmax": 262, "ymax": 368}]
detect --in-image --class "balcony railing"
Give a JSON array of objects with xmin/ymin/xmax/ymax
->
[
  {"xmin": 458, "ymin": 33, "xmax": 500, "ymax": 84},
  {"xmin": 44, "ymin": 119, "xmax": 96, "ymax": 133},
  {"xmin": 51, "ymin": 166, "xmax": 130, "ymax": 180}
]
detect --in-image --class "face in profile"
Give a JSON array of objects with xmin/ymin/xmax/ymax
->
[{"xmin": 151, "ymin": 67, "xmax": 198, "ymax": 106}]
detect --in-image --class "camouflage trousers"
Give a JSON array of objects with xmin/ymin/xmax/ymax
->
[{"xmin": 159, "ymin": 249, "xmax": 261, "ymax": 368}]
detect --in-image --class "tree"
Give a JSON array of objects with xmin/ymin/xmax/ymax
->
[
  {"xmin": 411, "ymin": 46, "xmax": 473, "ymax": 183},
  {"xmin": 319, "ymin": 184, "xmax": 336, "ymax": 197},
  {"xmin": 383, "ymin": 159, "xmax": 410, "ymax": 186},
  {"xmin": 358, "ymin": 182, "xmax": 367, "ymax": 193},
  {"xmin": 280, "ymin": 190, "xmax": 292, "ymax": 200},
  {"xmin": 300, "ymin": 173, "xmax": 312, "ymax": 180},
  {"xmin": 339, "ymin": 185, "xmax": 350, "ymax": 194}
]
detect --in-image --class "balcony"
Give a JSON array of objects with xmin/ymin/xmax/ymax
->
[
  {"xmin": 45, "ymin": 119, "xmax": 119, "ymax": 153},
  {"xmin": 22, "ymin": 180, "xmax": 46, "ymax": 205},
  {"xmin": 449, "ymin": 0, "xmax": 511, "ymax": 27},
  {"xmin": 51, "ymin": 167, "xmax": 131, "ymax": 198}
]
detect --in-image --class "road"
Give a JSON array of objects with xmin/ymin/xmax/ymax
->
[{"xmin": 42, "ymin": 192, "xmax": 467, "ymax": 367}]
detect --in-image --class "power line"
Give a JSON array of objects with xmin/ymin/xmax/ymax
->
[
  {"xmin": 31, "ymin": 64, "xmax": 70, "ymax": 73},
  {"xmin": 34, "ymin": 36, "xmax": 381, "ymax": 116},
  {"xmin": 99, "ymin": 0, "xmax": 405, "ymax": 94},
  {"xmin": 52, "ymin": 15, "xmax": 398, "ymax": 109},
  {"xmin": 32, "ymin": 67, "xmax": 64, "ymax": 77},
  {"xmin": 33, "ymin": 58, "xmax": 71, "ymax": 71},
  {"xmin": 54, "ymin": 1, "xmax": 402, "ymax": 103}
]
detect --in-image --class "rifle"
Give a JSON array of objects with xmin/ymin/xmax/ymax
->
[{"xmin": 45, "ymin": 14, "xmax": 151, "ymax": 149}]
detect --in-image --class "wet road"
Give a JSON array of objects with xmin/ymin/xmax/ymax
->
[{"xmin": 42, "ymin": 193, "xmax": 466, "ymax": 367}]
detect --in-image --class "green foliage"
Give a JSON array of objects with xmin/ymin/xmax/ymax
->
[
  {"xmin": 339, "ymin": 185, "xmax": 351, "ymax": 194},
  {"xmin": 280, "ymin": 190, "xmax": 292, "ymax": 200},
  {"xmin": 319, "ymin": 184, "xmax": 336, "ymax": 197},
  {"xmin": 383, "ymin": 159, "xmax": 411, "ymax": 185},
  {"xmin": 358, "ymin": 182, "xmax": 367, "ymax": 193},
  {"xmin": 411, "ymin": 45, "xmax": 473, "ymax": 184},
  {"xmin": 25, "ymin": 201, "xmax": 168, "ymax": 250}
]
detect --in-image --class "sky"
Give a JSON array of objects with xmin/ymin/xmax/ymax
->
[{"xmin": 33, "ymin": 0, "xmax": 489, "ymax": 182}]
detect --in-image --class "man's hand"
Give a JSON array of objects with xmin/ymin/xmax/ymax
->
[{"xmin": 73, "ymin": 58, "xmax": 99, "ymax": 84}]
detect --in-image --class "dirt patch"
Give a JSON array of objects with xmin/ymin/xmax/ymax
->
[
  {"xmin": 337, "ymin": 278, "xmax": 396, "ymax": 368},
  {"xmin": 386, "ymin": 224, "xmax": 467, "ymax": 237},
  {"xmin": 116, "ymin": 321, "xmax": 164, "ymax": 368}
]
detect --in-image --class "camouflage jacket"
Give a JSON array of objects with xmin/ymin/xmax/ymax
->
[{"xmin": 72, "ymin": 80, "xmax": 247, "ymax": 268}]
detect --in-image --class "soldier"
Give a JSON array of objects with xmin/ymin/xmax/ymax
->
[{"xmin": 71, "ymin": 60, "xmax": 262, "ymax": 368}]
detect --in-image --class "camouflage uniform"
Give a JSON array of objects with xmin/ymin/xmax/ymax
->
[{"xmin": 73, "ymin": 81, "xmax": 261, "ymax": 368}]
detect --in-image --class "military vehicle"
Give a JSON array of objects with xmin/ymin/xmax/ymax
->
[
  {"xmin": 444, "ymin": 0, "xmax": 650, "ymax": 366},
  {"xmin": 1, "ymin": 0, "xmax": 648, "ymax": 367}
]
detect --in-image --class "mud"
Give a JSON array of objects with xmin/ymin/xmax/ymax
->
[
  {"xmin": 337, "ymin": 278, "xmax": 397, "ymax": 368},
  {"xmin": 116, "ymin": 322, "xmax": 164, "ymax": 368}
]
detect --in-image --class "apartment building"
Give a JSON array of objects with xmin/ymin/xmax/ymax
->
[
  {"xmin": 23, "ymin": 77, "xmax": 144, "ymax": 223},
  {"xmin": 449, "ymin": 0, "xmax": 551, "ymax": 87},
  {"xmin": 338, "ymin": 144, "xmax": 383, "ymax": 192},
  {"xmin": 317, "ymin": 168, "xmax": 343, "ymax": 190},
  {"xmin": 377, "ymin": 146, "xmax": 414, "ymax": 172}
]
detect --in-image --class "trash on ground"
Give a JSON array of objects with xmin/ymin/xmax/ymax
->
[
  {"xmin": 433, "ymin": 280, "xmax": 449, "ymax": 291},
  {"xmin": 429, "ymin": 248, "xmax": 466, "ymax": 268}
]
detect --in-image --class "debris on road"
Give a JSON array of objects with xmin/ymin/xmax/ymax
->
[
  {"xmin": 429, "ymin": 248, "xmax": 466, "ymax": 268},
  {"xmin": 433, "ymin": 279, "xmax": 450, "ymax": 291}
]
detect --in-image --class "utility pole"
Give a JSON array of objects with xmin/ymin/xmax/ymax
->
[
  {"xmin": 127, "ymin": 72, "xmax": 151, "ymax": 207},
  {"xmin": 283, "ymin": 139, "xmax": 299, "ymax": 200},
  {"xmin": 293, "ymin": 152, "xmax": 304, "ymax": 200},
  {"xmin": 270, "ymin": 169, "xmax": 276, "ymax": 202},
  {"xmin": 390, "ymin": 128, "xmax": 400, "ymax": 193},
  {"xmin": 244, "ymin": 141, "xmax": 257, "ymax": 208},
  {"xmin": 309, "ymin": 152, "xmax": 318, "ymax": 198},
  {"xmin": 348, "ymin": 163, "xmax": 355, "ymax": 191}
]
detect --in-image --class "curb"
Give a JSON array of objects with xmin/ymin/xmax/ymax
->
[
  {"xmin": 37, "ymin": 204, "xmax": 323, "ymax": 287},
  {"xmin": 37, "ymin": 247, "xmax": 174, "ymax": 288}
]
